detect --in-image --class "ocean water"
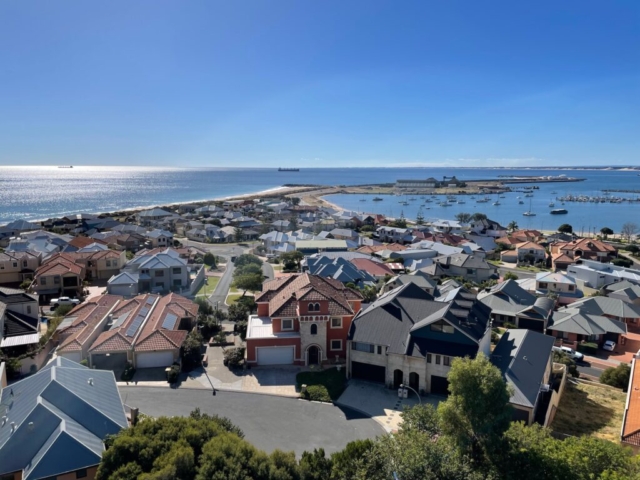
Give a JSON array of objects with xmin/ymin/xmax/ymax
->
[{"xmin": 0, "ymin": 166, "xmax": 639, "ymax": 232}]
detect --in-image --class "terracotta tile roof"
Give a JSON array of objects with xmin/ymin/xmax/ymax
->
[
  {"xmin": 68, "ymin": 236, "xmax": 107, "ymax": 248},
  {"xmin": 89, "ymin": 331, "xmax": 133, "ymax": 353},
  {"xmin": 556, "ymin": 238, "xmax": 616, "ymax": 254},
  {"xmin": 552, "ymin": 252, "xmax": 575, "ymax": 264},
  {"xmin": 255, "ymin": 273, "xmax": 362, "ymax": 318},
  {"xmin": 516, "ymin": 241, "xmax": 545, "ymax": 251},
  {"xmin": 135, "ymin": 329, "xmax": 187, "ymax": 351},
  {"xmin": 622, "ymin": 358, "xmax": 640, "ymax": 444},
  {"xmin": 35, "ymin": 254, "xmax": 84, "ymax": 277},
  {"xmin": 58, "ymin": 295, "xmax": 122, "ymax": 352},
  {"xmin": 350, "ymin": 258, "xmax": 395, "ymax": 277},
  {"xmin": 495, "ymin": 236, "xmax": 522, "ymax": 246},
  {"xmin": 135, "ymin": 293, "xmax": 197, "ymax": 348}
]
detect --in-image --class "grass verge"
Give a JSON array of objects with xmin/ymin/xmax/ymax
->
[
  {"xmin": 297, "ymin": 367, "xmax": 347, "ymax": 402},
  {"xmin": 195, "ymin": 276, "xmax": 220, "ymax": 296},
  {"xmin": 551, "ymin": 379, "xmax": 625, "ymax": 442}
]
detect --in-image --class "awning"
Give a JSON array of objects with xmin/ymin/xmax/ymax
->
[{"xmin": 1, "ymin": 333, "xmax": 40, "ymax": 348}]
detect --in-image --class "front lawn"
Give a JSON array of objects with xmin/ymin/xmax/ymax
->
[
  {"xmin": 195, "ymin": 276, "xmax": 220, "ymax": 297},
  {"xmin": 551, "ymin": 379, "xmax": 626, "ymax": 442},
  {"xmin": 297, "ymin": 367, "xmax": 347, "ymax": 402}
]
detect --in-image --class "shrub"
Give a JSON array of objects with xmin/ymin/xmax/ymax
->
[
  {"xmin": 121, "ymin": 362, "xmax": 136, "ymax": 382},
  {"xmin": 167, "ymin": 364, "xmax": 180, "ymax": 384},
  {"xmin": 503, "ymin": 322, "xmax": 517, "ymax": 329},
  {"xmin": 625, "ymin": 244, "xmax": 640, "ymax": 254},
  {"xmin": 223, "ymin": 347, "xmax": 245, "ymax": 368},
  {"xmin": 600, "ymin": 363, "xmax": 631, "ymax": 391},
  {"xmin": 203, "ymin": 252, "xmax": 216, "ymax": 266},
  {"xmin": 577, "ymin": 342, "xmax": 598, "ymax": 355},
  {"xmin": 553, "ymin": 351, "xmax": 579, "ymax": 377},
  {"xmin": 503, "ymin": 272, "xmax": 518, "ymax": 281},
  {"xmin": 301, "ymin": 385, "xmax": 332, "ymax": 403},
  {"xmin": 491, "ymin": 331, "xmax": 500, "ymax": 344},
  {"xmin": 80, "ymin": 359, "xmax": 89, "ymax": 367},
  {"xmin": 19, "ymin": 280, "xmax": 31, "ymax": 291},
  {"xmin": 234, "ymin": 320, "xmax": 248, "ymax": 340},
  {"xmin": 55, "ymin": 304, "xmax": 74, "ymax": 316},
  {"xmin": 612, "ymin": 258, "xmax": 633, "ymax": 268}
]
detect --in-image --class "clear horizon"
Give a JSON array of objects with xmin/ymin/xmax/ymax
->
[{"xmin": 1, "ymin": 1, "xmax": 638, "ymax": 168}]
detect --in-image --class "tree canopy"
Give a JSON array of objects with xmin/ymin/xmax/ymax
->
[
  {"xmin": 454, "ymin": 212, "xmax": 472, "ymax": 224},
  {"xmin": 557, "ymin": 223, "xmax": 573, "ymax": 234}
]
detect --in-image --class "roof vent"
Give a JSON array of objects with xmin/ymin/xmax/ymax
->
[
  {"xmin": 28, "ymin": 422, "xmax": 34, "ymax": 430},
  {"xmin": 88, "ymin": 378, "xmax": 94, "ymax": 386},
  {"xmin": 10, "ymin": 422, "xmax": 16, "ymax": 433}
]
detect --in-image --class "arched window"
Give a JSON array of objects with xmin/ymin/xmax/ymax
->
[
  {"xmin": 310, "ymin": 324, "xmax": 318, "ymax": 335},
  {"xmin": 314, "ymin": 303, "xmax": 320, "ymax": 312},
  {"xmin": 308, "ymin": 302, "xmax": 316, "ymax": 312}
]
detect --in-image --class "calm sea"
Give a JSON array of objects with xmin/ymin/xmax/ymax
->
[{"xmin": 1, "ymin": 166, "xmax": 639, "ymax": 232}]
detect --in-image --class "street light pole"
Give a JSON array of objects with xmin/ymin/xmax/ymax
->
[{"xmin": 400, "ymin": 383, "xmax": 421, "ymax": 404}]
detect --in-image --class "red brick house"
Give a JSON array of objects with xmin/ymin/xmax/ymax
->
[
  {"xmin": 550, "ymin": 238, "xmax": 617, "ymax": 270},
  {"xmin": 246, "ymin": 274, "xmax": 363, "ymax": 366}
]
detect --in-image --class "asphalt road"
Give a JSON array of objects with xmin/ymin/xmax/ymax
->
[
  {"xmin": 118, "ymin": 387, "xmax": 384, "ymax": 456},
  {"xmin": 497, "ymin": 266, "xmax": 537, "ymax": 279},
  {"xmin": 209, "ymin": 260, "xmax": 235, "ymax": 310},
  {"xmin": 577, "ymin": 361, "xmax": 604, "ymax": 378},
  {"xmin": 262, "ymin": 262, "xmax": 275, "ymax": 281}
]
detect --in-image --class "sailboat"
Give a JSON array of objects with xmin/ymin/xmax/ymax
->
[
  {"xmin": 523, "ymin": 197, "xmax": 536, "ymax": 216},
  {"xmin": 493, "ymin": 194, "xmax": 501, "ymax": 206}
]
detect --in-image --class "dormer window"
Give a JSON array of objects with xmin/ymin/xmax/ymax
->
[
  {"xmin": 430, "ymin": 320, "xmax": 454, "ymax": 334},
  {"xmin": 308, "ymin": 302, "xmax": 320, "ymax": 312}
]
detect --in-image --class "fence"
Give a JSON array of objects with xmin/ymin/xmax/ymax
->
[{"xmin": 18, "ymin": 339, "xmax": 57, "ymax": 376}]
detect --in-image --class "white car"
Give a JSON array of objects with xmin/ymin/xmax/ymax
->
[
  {"xmin": 603, "ymin": 340, "xmax": 616, "ymax": 352},
  {"xmin": 552, "ymin": 345, "xmax": 584, "ymax": 361},
  {"xmin": 50, "ymin": 297, "xmax": 81, "ymax": 309}
]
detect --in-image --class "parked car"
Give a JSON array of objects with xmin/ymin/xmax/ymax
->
[
  {"xmin": 603, "ymin": 340, "xmax": 616, "ymax": 352},
  {"xmin": 49, "ymin": 296, "xmax": 80, "ymax": 309},
  {"xmin": 552, "ymin": 345, "xmax": 584, "ymax": 361}
]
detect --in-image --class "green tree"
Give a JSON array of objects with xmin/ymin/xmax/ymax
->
[
  {"xmin": 601, "ymin": 227, "xmax": 614, "ymax": 239},
  {"xmin": 290, "ymin": 216, "xmax": 299, "ymax": 231},
  {"xmin": 233, "ymin": 273, "xmax": 264, "ymax": 294},
  {"xmin": 329, "ymin": 439, "xmax": 375, "ymax": 480},
  {"xmin": 228, "ymin": 302, "xmax": 250, "ymax": 323},
  {"xmin": 415, "ymin": 208, "xmax": 425, "ymax": 226},
  {"xmin": 235, "ymin": 263, "xmax": 263, "ymax": 277},
  {"xmin": 390, "ymin": 212, "xmax": 407, "ymax": 228},
  {"xmin": 552, "ymin": 351, "xmax": 579, "ymax": 377},
  {"xmin": 503, "ymin": 272, "xmax": 518, "ymax": 280},
  {"xmin": 281, "ymin": 251, "xmax": 304, "ymax": 271},
  {"xmin": 290, "ymin": 197, "xmax": 301, "ymax": 206},
  {"xmin": 454, "ymin": 212, "xmax": 472, "ymax": 224},
  {"xmin": 558, "ymin": 223, "xmax": 573, "ymax": 234},
  {"xmin": 470, "ymin": 212, "xmax": 487, "ymax": 222},
  {"xmin": 359, "ymin": 285, "xmax": 378, "ymax": 303},
  {"xmin": 438, "ymin": 354, "xmax": 512, "ymax": 462},
  {"xmin": 181, "ymin": 330, "xmax": 204, "ymax": 370},
  {"xmin": 400, "ymin": 404, "xmax": 440, "ymax": 436},
  {"xmin": 234, "ymin": 254, "xmax": 263, "ymax": 269},
  {"xmin": 196, "ymin": 432, "xmax": 272, "ymax": 480},
  {"xmin": 299, "ymin": 448, "xmax": 332, "ymax": 480},
  {"xmin": 507, "ymin": 221, "xmax": 518, "ymax": 232},
  {"xmin": 234, "ymin": 226, "xmax": 244, "ymax": 243},
  {"xmin": 600, "ymin": 363, "xmax": 631, "ymax": 391},
  {"xmin": 203, "ymin": 252, "xmax": 216, "ymax": 267}
]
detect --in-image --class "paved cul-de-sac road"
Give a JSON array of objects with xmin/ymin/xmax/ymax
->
[{"xmin": 119, "ymin": 387, "xmax": 384, "ymax": 456}]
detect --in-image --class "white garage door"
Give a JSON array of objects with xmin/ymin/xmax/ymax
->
[
  {"xmin": 136, "ymin": 351, "xmax": 175, "ymax": 369},
  {"xmin": 257, "ymin": 347, "xmax": 294, "ymax": 365},
  {"xmin": 59, "ymin": 351, "xmax": 82, "ymax": 364}
]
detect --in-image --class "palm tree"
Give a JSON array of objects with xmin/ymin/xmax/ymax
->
[{"xmin": 507, "ymin": 221, "xmax": 518, "ymax": 233}]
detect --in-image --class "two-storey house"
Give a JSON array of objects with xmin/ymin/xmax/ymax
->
[
  {"xmin": 144, "ymin": 229, "xmax": 174, "ymax": 248},
  {"xmin": 246, "ymin": 274, "xmax": 363, "ymax": 366},
  {"xmin": 32, "ymin": 254, "xmax": 85, "ymax": 301},
  {"xmin": 347, "ymin": 282, "xmax": 491, "ymax": 395},
  {"xmin": 0, "ymin": 287, "xmax": 39, "ymax": 349},
  {"xmin": 0, "ymin": 251, "xmax": 41, "ymax": 286}
]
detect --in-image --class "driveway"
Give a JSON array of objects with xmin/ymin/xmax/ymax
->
[
  {"xmin": 118, "ymin": 386, "xmax": 384, "ymax": 456},
  {"xmin": 337, "ymin": 380, "xmax": 439, "ymax": 432}
]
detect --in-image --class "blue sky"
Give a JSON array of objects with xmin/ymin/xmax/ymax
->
[{"xmin": 1, "ymin": 1, "xmax": 638, "ymax": 167}]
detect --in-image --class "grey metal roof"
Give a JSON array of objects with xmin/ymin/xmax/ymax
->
[
  {"xmin": 548, "ymin": 309, "xmax": 627, "ymax": 336},
  {"xmin": 0, "ymin": 357, "xmax": 127, "ymax": 479},
  {"xmin": 561, "ymin": 296, "xmax": 640, "ymax": 319},
  {"xmin": 478, "ymin": 280, "xmax": 537, "ymax": 316},
  {"xmin": 491, "ymin": 329, "xmax": 555, "ymax": 408},
  {"xmin": 350, "ymin": 282, "xmax": 490, "ymax": 358}
]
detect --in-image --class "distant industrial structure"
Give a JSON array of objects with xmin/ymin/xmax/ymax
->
[{"xmin": 395, "ymin": 176, "xmax": 465, "ymax": 191}]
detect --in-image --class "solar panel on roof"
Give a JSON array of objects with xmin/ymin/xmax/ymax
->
[
  {"xmin": 126, "ymin": 314, "xmax": 145, "ymax": 337},
  {"xmin": 139, "ymin": 307, "xmax": 149, "ymax": 316},
  {"xmin": 146, "ymin": 296, "xmax": 155, "ymax": 305},
  {"xmin": 110, "ymin": 313, "xmax": 129, "ymax": 330},
  {"xmin": 162, "ymin": 313, "xmax": 178, "ymax": 330}
]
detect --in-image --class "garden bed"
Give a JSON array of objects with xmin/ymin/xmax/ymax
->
[{"xmin": 297, "ymin": 367, "xmax": 347, "ymax": 402}]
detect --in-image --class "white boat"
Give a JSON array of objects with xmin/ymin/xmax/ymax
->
[
  {"xmin": 549, "ymin": 202, "xmax": 555, "ymax": 207},
  {"xmin": 523, "ymin": 197, "xmax": 535, "ymax": 216},
  {"xmin": 493, "ymin": 201, "xmax": 501, "ymax": 206}
]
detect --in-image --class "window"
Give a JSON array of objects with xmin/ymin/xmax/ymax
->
[
  {"xmin": 281, "ymin": 319, "xmax": 293, "ymax": 330},
  {"xmin": 27, "ymin": 305, "xmax": 31, "ymax": 314},
  {"xmin": 331, "ymin": 340, "xmax": 342, "ymax": 351},
  {"xmin": 331, "ymin": 318, "xmax": 342, "ymax": 329},
  {"xmin": 105, "ymin": 260, "xmax": 111, "ymax": 267},
  {"xmin": 22, "ymin": 260, "xmax": 27, "ymax": 267},
  {"xmin": 173, "ymin": 279, "xmax": 182, "ymax": 286},
  {"xmin": 352, "ymin": 342, "xmax": 375, "ymax": 353},
  {"xmin": 427, "ymin": 353, "xmax": 432, "ymax": 363},
  {"xmin": 173, "ymin": 268, "xmax": 181, "ymax": 274},
  {"xmin": 568, "ymin": 285, "xmax": 575, "ymax": 291},
  {"xmin": 310, "ymin": 324, "xmax": 317, "ymax": 335},
  {"xmin": 377, "ymin": 345, "xmax": 382, "ymax": 355},
  {"xmin": 443, "ymin": 356, "xmax": 451, "ymax": 366},
  {"xmin": 12, "ymin": 262, "xmax": 17, "ymax": 268},
  {"xmin": 76, "ymin": 469, "xmax": 88, "ymax": 479},
  {"xmin": 155, "ymin": 270, "xmax": 164, "ymax": 277},
  {"xmin": 41, "ymin": 278, "xmax": 46, "ymax": 285},
  {"xmin": 54, "ymin": 277, "xmax": 60, "ymax": 284},
  {"xmin": 435, "ymin": 355, "xmax": 441, "ymax": 365},
  {"xmin": 466, "ymin": 268, "xmax": 474, "ymax": 274},
  {"xmin": 430, "ymin": 320, "xmax": 454, "ymax": 334},
  {"xmin": 539, "ymin": 282, "xmax": 548, "ymax": 289}
]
